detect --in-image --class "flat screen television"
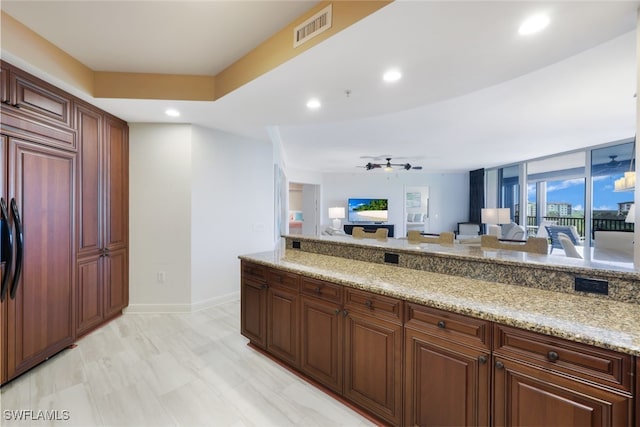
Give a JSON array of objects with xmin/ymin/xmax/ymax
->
[{"xmin": 348, "ymin": 198, "xmax": 388, "ymax": 223}]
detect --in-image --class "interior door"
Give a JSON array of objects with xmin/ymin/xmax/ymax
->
[
  {"xmin": 301, "ymin": 184, "xmax": 319, "ymax": 235},
  {"xmin": 5, "ymin": 135, "xmax": 76, "ymax": 379}
]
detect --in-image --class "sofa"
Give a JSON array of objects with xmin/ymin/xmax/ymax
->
[{"xmin": 500, "ymin": 222, "xmax": 526, "ymax": 240}]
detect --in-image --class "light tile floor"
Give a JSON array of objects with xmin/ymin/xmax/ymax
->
[{"xmin": 1, "ymin": 300, "xmax": 374, "ymax": 427}]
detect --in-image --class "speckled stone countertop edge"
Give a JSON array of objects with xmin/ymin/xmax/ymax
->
[
  {"xmin": 283, "ymin": 234, "xmax": 640, "ymax": 280},
  {"xmin": 239, "ymin": 251, "xmax": 640, "ymax": 357}
]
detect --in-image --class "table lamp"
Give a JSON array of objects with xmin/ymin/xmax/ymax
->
[
  {"xmin": 481, "ymin": 208, "xmax": 511, "ymax": 237},
  {"xmin": 328, "ymin": 207, "xmax": 345, "ymax": 230}
]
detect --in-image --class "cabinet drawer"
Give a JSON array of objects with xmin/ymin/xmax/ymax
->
[
  {"xmin": 405, "ymin": 303, "xmax": 491, "ymax": 350},
  {"xmin": 301, "ymin": 277, "xmax": 343, "ymax": 304},
  {"xmin": 267, "ymin": 268, "xmax": 300, "ymax": 291},
  {"xmin": 241, "ymin": 261, "xmax": 267, "ymax": 283},
  {"xmin": 494, "ymin": 324, "xmax": 633, "ymax": 393},
  {"xmin": 344, "ymin": 288, "xmax": 402, "ymax": 323}
]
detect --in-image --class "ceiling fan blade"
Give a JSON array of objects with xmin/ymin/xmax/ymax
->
[{"xmin": 412, "ymin": 166, "xmax": 423, "ymax": 170}]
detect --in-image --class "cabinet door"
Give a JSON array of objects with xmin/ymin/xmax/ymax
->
[
  {"xmin": 404, "ymin": 328, "xmax": 490, "ymax": 426},
  {"xmin": 76, "ymin": 254, "xmax": 103, "ymax": 336},
  {"xmin": 0, "ymin": 63, "xmax": 8, "ymax": 106},
  {"xmin": 6, "ymin": 137, "xmax": 76, "ymax": 379},
  {"xmin": 103, "ymin": 247, "xmax": 127, "ymax": 318},
  {"xmin": 493, "ymin": 357, "xmax": 631, "ymax": 427},
  {"xmin": 344, "ymin": 310, "xmax": 403, "ymax": 426},
  {"xmin": 76, "ymin": 103, "xmax": 102, "ymax": 256},
  {"xmin": 104, "ymin": 117, "xmax": 128, "ymax": 251},
  {"xmin": 241, "ymin": 278, "xmax": 267, "ymax": 348},
  {"xmin": 267, "ymin": 286, "xmax": 299, "ymax": 367},
  {"xmin": 300, "ymin": 295, "xmax": 343, "ymax": 393}
]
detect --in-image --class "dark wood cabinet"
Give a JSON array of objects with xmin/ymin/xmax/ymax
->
[
  {"xmin": 404, "ymin": 304, "xmax": 491, "ymax": 426},
  {"xmin": 2, "ymin": 63, "xmax": 73, "ymax": 130},
  {"xmin": 493, "ymin": 356, "xmax": 631, "ymax": 426},
  {"xmin": 266, "ymin": 268, "xmax": 300, "ymax": 367},
  {"xmin": 299, "ymin": 277, "xmax": 344, "ymax": 393},
  {"xmin": 493, "ymin": 325, "xmax": 634, "ymax": 427},
  {"xmin": 3, "ymin": 134, "xmax": 76, "ymax": 381},
  {"xmin": 75, "ymin": 102, "xmax": 129, "ymax": 336},
  {"xmin": 1, "ymin": 62, "xmax": 75, "ymax": 151},
  {"xmin": 240, "ymin": 263, "xmax": 639, "ymax": 427},
  {"xmin": 343, "ymin": 289, "xmax": 403, "ymax": 426},
  {"xmin": 0, "ymin": 63, "xmax": 8, "ymax": 110},
  {"xmin": 1, "ymin": 61, "xmax": 128, "ymax": 385},
  {"xmin": 636, "ymin": 357, "xmax": 639, "ymax": 427},
  {"xmin": 0, "ymin": 134, "xmax": 6, "ymax": 386},
  {"xmin": 240, "ymin": 262, "xmax": 267, "ymax": 349}
]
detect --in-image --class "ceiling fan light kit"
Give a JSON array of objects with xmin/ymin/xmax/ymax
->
[{"xmin": 364, "ymin": 158, "xmax": 422, "ymax": 171}]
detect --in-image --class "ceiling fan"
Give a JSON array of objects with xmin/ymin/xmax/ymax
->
[
  {"xmin": 364, "ymin": 157, "xmax": 423, "ymax": 171},
  {"xmin": 607, "ymin": 155, "xmax": 620, "ymax": 167}
]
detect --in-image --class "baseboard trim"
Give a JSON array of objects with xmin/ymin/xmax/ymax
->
[
  {"xmin": 125, "ymin": 292, "xmax": 240, "ymax": 314},
  {"xmin": 192, "ymin": 292, "xmax": 240, "ymax": 312}
]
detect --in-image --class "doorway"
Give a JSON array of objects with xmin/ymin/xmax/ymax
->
[{"xmin": 288, "ymin": 182, "xmax": 320, "ymax": 236}]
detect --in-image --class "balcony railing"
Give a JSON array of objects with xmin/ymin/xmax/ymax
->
[{"xmin": 526, "ymin": 216, "xmax": 633, "ymax": 238}]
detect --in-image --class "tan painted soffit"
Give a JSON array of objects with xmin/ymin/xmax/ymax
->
[
  {"xmin": 1, "ymin": 11, "xmax": 94, "ymax": 94},
  {"xmin": 214, "ymin": 0, "xmax": 393, "ymax": 100},
  {"xmin": 2, "ymin": 1, "xmax": 392, "ymax": 101}
]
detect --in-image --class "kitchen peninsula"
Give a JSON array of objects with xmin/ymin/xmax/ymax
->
[{"xmin": 239, "ymin": 234, "xmax": 640, "ymax": 426}]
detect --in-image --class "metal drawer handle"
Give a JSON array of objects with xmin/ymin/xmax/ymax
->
[
  {"xmin": 495, "ymin": 360, "xmax": 504, "ymax": 369},
  {"xmin": 478, "ymin": 355, "xmax": 487, "ymax": 364},
  {"xmin": 437, "ymin": 320, "xmax": 446, "ymax": 329},
  {"xmin": 547, "ymin": 351, "xmax": 560, "ymax": 362},
  {"xmin": 365, "ymin": 300, "xmax": 373, "ymax": 309},
  {"xmin": 314, "ymin": 286, "xmax": 321, "ymax": 294}
]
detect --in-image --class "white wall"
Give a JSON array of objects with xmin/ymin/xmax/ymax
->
[
  {"xmin": 129, "ymin": 123, "xmax": 275, "ymax": 312},
  {"xmin": 322, "ymin": 172, "xmax": 469, "ymax": 235},
  {"xmin": 129, "ymin": 123, "xmax": 193, "ymax": 310},
  {"xmin": 190, "ymin": 126, "xmax": 274, "ymax": 307}
]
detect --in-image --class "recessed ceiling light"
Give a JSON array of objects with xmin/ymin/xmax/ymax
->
[
  {"xmin": 165, "ymin": 109, "xmax": 180, "ymax": 117},
  {"xmin": 518, "ymin": 14, "xmax": 550, "ymax": 35},
  {"xmin": 306, "ymin": 98, "xmax": 321, "ymax": 109},
  {"xmin": 383, "ymin": 69, "xmax": 402, "ymax": 83}
]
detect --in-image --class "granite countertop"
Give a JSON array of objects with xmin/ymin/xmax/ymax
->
[
  {"xmin": 285, "ymin": 234, "xmax": 639, "ymax": 277},
  {"xmin": 240, "ymin": 249, "xmax": 640, "ymax": 356}
]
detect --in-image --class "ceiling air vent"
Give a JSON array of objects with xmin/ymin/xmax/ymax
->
[{"xmin": 293, "ymin": 4, "xmax": 332, "ymax": 48}]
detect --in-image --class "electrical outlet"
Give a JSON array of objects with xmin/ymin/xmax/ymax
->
[
  {"xmin": 574, "ymin": 277, "xmax": 608, "ymax": 295},
  {"xmin": 157, "ymin": 271, "xmax": 166, "ymax": 284}
]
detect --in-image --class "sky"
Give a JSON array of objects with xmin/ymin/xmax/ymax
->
[{"xmin": 527, "ymin": 174, "xmax": 633, "ymax": 213}]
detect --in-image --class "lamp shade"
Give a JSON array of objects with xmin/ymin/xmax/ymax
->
[
  {"xmin": 328, "ymin": 206, "xmax": 345, "ymax": 230},
  {"xmin": 328, "ymin": 207, "xmax": 345, "ymax": 219},
  {"xmin": 481, "ymin": 208, "xmax": 511, "ymax": 225},
  {"xmin": 614, "ymin": 171, "xmax": 636, "ymax": 192},
  {"xmin": 626, "ymin": 204, "xmax": 635, "ymax": 223}
]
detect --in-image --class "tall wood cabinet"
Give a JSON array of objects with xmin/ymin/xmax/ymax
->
[
  {"xmin": 1, "ymin": 61, "xmax": 128, "ymax": 385},
  {"xmin": 75, "ymin": 102, "xmax": 129, "ymax": 336}
]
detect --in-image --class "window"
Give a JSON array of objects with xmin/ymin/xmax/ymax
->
[{"xmin": 591, "ymin": 142, "xmax": 634, "ymax": 233}]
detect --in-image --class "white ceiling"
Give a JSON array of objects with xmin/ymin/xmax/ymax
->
[{"xmin": 2, "ymin": 1, "xmax": 638, "ymax": 174}]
